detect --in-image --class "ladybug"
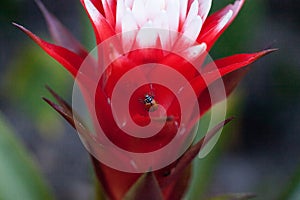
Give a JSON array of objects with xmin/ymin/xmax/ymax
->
[{"xmin": 143, "ymin": 94, "xmax": 158, "ymax": 112}]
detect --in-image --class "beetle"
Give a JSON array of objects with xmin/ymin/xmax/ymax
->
[{"xmin": 142, "ymin": 94, "xmax": 158, "ymax": 112}]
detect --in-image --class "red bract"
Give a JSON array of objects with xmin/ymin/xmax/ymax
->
[{"xmin": 15, "ymin": 0, "xmax": 275, "ymax": 199}]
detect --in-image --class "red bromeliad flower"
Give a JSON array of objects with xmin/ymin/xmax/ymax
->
[{"xmin": 15, "ymin": 0, "xmax": 274, "ymax": 199}]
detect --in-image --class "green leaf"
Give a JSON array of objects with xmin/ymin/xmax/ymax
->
[
  {"xmin": 0, "ymin": 112, "xmax": 54, "ymax": 200},
  {"xmin": 206, "ymin": 193, "xmax": 256, "ymax": 200},
  {"xmin": 123, "ymin": 172, "xmax": 163, "ymax": 200}
]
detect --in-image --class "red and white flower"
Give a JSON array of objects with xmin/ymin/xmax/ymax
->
[{"xmin": 15, "ymin": 0, "xmax": 274, "ymax": 199}]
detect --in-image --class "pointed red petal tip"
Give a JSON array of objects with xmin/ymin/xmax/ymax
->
[
  {"xmin": 198, "ymin": 0, "xmax": 245, "ymax": 51},
  {"xmin": 42, "ymin": 85, "xmax": 76, "ymax": 128},
  {"xmin": 13, "ymin": 22, "xmax": 83, "ymax": 76},
  {"xmin": 193, "ymin": 48, "xmax": 277, "ymax": 96},
  {"xmin": 42, "ymin": 97, "xmax": 75, "ymax": 128},
  {"xmin": 258, "ymin": 48, "xmax": 279, "ymax": 56},
  {"xmin": 43, "ymin": 86, "xmax": 93, "ymax": 140},
  {"xmin": 34, "ymin": 0, "xmax": 88, "ymax": 57},
  {"xmin": 193, "ymin": 48, "xmax": 277, "ymax": 117},
  {"xmin": 45, "ymin": 85, "xmax": 73, "ymax": 116},
  {"xmin": 214, "ymin": 48, "xmax": 278, "ymax": 72}
]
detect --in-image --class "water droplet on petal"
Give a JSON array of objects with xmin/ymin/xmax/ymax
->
[
  {"xmin": 121, "ymin": 121, "xmax": 127, "ymax": 128},
  {"xmin": 130, "ymin": 160, "xmax": 138, "ymax": 169},
  {"xmin": 179, "ymin": 127, "xmax": 186, "ymax": 135},
  {"xmin": 178, "ymin": 86, "xmax": 184, "ymax": 94},
  {"xmin": 174, "ymin": 121, "xmax": 179, "ymax": 128}
]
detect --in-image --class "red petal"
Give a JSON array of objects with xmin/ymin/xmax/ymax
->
[
  {"xmin": 92, "ymin": 157, "xmax": 190, "ymax": 200},
  {"xmin": 192, "ymin": 49, "xmax": 276, "ymax": 116},
  {"xmin": 87, "ymin": 0, "xmax": 116, "ymax": 28},
  {"xmin": 90, "ymin": 0, "xmax": 105, "ymax": 16},
  {"xmin": 160, "ymin": 165, "xmax": 191, "ymax": 200},
  {"xmin": 158, "ymin": 52, "xmax": 198, "ymax": 81},
  {"xmin": 35, "ymin": 0, "xmax": 88, "ymax": 58},
  {"xmin": 198, "ymin": 0, "xmax": 245, "ymax": 51},
  {"xmin": 92, "ymin": 157, "xmax": 141, "ymax": 200},
  {"xmin": 81, "ymin": 0, "xmax": 116, "ymax": 44},
  {"xmin": 193, "ymin": 49, "xmax": 276, "ymax": 97},
  {"xmin": 123, "ymin": 172, "xmax": 163, "ymax": 200},
  {"xmin": 101, "ymin": 0, "xmax": 117, "ymax": 28},
  {"xmin": 13, "ymin": 23, "xmax": 84, "ymax": 76}
]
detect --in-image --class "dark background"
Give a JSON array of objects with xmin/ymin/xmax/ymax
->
[{"xmin": 1, "ymin": 0, "xmax": 300, "ymax": 199}]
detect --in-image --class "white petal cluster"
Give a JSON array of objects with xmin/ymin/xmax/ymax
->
[{"xmin": 116, "ymin": 0, "xmax": 212, "ymax": 50}]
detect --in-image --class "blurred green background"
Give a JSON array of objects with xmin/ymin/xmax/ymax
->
[{"xmin": 0, "ymin": 0, "xmax": 300, "ymax": 199}]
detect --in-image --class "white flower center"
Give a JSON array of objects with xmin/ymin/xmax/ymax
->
[{"xmin": 116, "ymin": 0, "xmax": 213, "ymax": 49}]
